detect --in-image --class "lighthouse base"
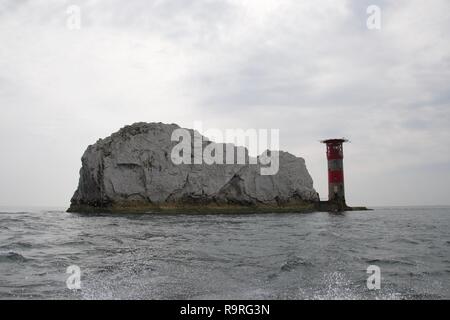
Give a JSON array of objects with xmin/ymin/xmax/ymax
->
[{"xmin": 315, "ymin": 201, "xmax": 370, "ymax": 212}]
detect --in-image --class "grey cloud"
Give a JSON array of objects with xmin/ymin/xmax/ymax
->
[{"xmin": 0, "ymin": 0, "xmax": 449, "ymax": 206}]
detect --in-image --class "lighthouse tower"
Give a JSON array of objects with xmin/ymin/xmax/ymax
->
[{"xmin": 321, "ymin": 138, "xmax": 348, "ymax": 209}]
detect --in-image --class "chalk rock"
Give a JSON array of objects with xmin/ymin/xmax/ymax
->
[{"xmin": 68, "ymin": 122, "xmax": 318, "ymax": 212}]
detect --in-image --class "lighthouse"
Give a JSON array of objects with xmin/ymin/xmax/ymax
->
[{"xmin": 321, "ymin": 138, "xmax": 348, "ymax": 210}]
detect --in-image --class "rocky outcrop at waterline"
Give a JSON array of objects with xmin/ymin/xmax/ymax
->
[{"xmin": 68, "ymin": 122, "xmax": 320, "ymax": 213}]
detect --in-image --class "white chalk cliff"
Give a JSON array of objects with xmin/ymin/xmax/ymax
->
[{"xmin": 68, "ymin": 122, "xmax": 319, "ymax": 212}]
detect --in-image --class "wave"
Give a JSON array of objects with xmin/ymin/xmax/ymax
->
[
  {"xmin": 59, "ymin": 240, "xmax": 96, "ymax": 247},
  {"xmin": 0, "ymin": 217, "xmax": 23, "ymax": 223},
  {"xmin": 0, "ymin": 251, "xmax": 28, "ymax": 263},
  {"xmin": 365, "ymin": 258, "xmax": 417, "ymax": 266},
  {"xmin": 280, "ymin": 256, "xmax": 312, "ymax": 272},
  {"xmin": 0, "ymin": 211, "xmax": 30, "ymax": 215},
  {"xmin": 394, "ymin": 237, "xmax": 421, "ymax": 245},
  {"xmin": 0, "ymin": 242, "xmax": 33, "ymax": 249}
]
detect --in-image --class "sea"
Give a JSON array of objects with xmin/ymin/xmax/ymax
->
[{"xmin": 0, "ymin": 206, "xmax": 449, "ymax": 300}]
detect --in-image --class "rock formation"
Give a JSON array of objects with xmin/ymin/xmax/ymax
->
[{"xmin": 68, "ymin": 122, "xmax": 319, "ymax": 213}]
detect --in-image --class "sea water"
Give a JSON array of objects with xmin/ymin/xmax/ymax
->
[{"xmin": 0, "ymin": 206, "xmax": 449, "ymax": 299}]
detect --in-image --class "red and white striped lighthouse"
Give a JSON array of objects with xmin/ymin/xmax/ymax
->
[{"xmin": 321, "ymin": 138, "xmax": 348, "ymax": 207}]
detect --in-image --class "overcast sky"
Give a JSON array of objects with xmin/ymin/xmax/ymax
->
[{"xmin": 0, "ymin": 0, "xmax": 449, "ymax": 207}]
